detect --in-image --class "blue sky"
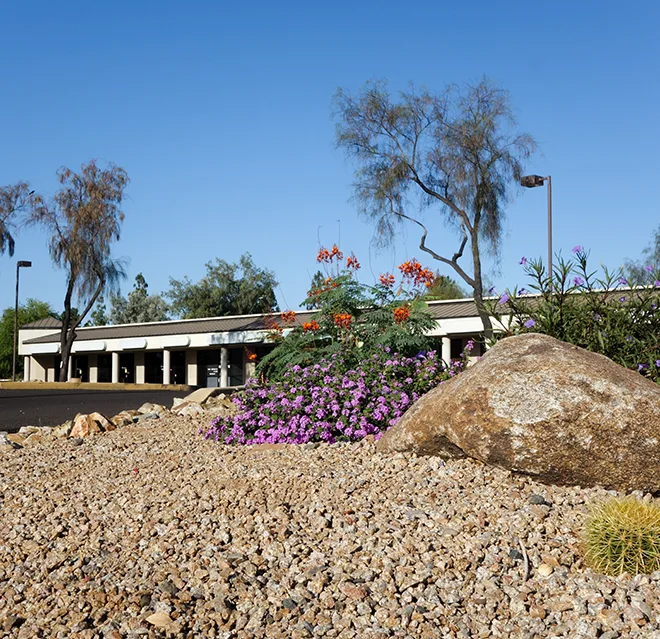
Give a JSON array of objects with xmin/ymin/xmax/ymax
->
[{"xmin": 1, "ymin": 0, "xmax": 658, "ymax": 316}]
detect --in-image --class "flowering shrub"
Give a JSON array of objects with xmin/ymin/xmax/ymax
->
[
  {"xmin": 257, "ymin": 246, "xmax": 439, "ymax": 380},
  {"xmin": 201, "ymin": 345, "xmax": 471, "ymax": 445},
  {"xmin": 485, "ymin": 247, "xmax": 660, "ymax": 382}
]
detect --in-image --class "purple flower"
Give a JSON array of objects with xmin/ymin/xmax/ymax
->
[
  {"xmin": 656, "ymin": 360, "xmax": 660, "ymax": 367},
  {"xmin": 638, "ymin": 363, "xmax": 648, "ymax": 372},
  {"xmin": 618, "ymin": 277, "xmax": 628, "ymax": 286},
  {"xmin": 619, "ymin": 296, "xmax": 626, "ymax": 303},
  {"xmin": 488, "ymin": 286, "xmax": 496, "ymax": 295},
  {"xmin": 518, "ymin": 288, "xmax": 527, "ymax": 295},
  {"xmin": 519, "ymin": 257, "xmax": 528, "ymax": 266},
  {"xmin": 573, "ymin": 276, "xmax": 585, "ymax": 286},
  {"xmin": 655, "ymin": 280, "xmax": 660, "ymax": 287},
  {"xmin": 645, "ymin": 265, "xmax": 654, "ymax": 273},
  {"xmin": 524, "ymin": 319, "xmax": 536, "ymax": 328},
  {"xmin": 572, "ymin": 245, "xmax": 583, "ymax": 254},
  {"xmin": 499, "ymin": 293, "xmax": 509, "ymax": 304}
]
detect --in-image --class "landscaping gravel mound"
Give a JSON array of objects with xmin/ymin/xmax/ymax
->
[{"xmin": 1, "ymin": 415, "xmax": 658, "ymax": 638}]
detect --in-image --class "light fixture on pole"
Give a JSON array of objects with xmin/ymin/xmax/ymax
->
[
  {"xmin": 520, "ymin": 174, "xmax": 553, "ymax": 284},
  {"xmin": 12, "ymin": 260, "xmax": 32, "ymax": 382}
]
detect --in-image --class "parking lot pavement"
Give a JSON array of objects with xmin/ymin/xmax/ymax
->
[{"xmin": 0, "ymin": 389, "xmax": 188, "ymax": 433}]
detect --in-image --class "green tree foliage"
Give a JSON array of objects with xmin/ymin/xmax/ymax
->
[
  {"xmin": 485, "ymin": 248, "xmax": 660, "ymax": 382},
  {"xmin": 0, "ymin": 299, "xmax": 55, "ymax": 379},
  {"xmin": 301, "ymin": 270, "xmax": 326, "ymax": 309},
  {"xmin": 109, "ymin": 273, "xmax": 170, "ymax": 324},
  {"xmin": 334, "ymin": 78, "xmax": 536, "ymax": 339},
  {"xmin": 167, "ymin": 253, "xmax": 279, "ymax": 319},
  {"xmin": 28, "ymin": 160, "xmax": 129, "ymax": 381},
  {"xmin": 423, "ymin": 273, "xmax": 467, "ymax": 301},
  {"xmin": 88, "ymin": 295, "xmax": 108, "ymax": 326},
  {"xmin": 0, "ymin": 181, "xmax": 34, "ymax": 259}
]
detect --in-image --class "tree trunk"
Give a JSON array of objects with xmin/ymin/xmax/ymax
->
[
  {"xmin": 58, "ymin": 278, "xmax": 76, "ymax": 382},
  {"xmin": 470, "ymin": 234, "xmax": 494, "ymax": 342},
  {"xmin": 58, "ymin": 277, "xmax": 104, "ymax": 381}
]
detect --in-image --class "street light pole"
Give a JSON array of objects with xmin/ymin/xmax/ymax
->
[
  {"xmin": 520, "ymin": 174, "xmax": 553, "ymax": 283},
  {"xmin": 12, "ymin": 260, "xmax": 32, "ymax": 382}
]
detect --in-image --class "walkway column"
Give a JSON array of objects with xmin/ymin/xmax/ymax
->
[
  {"xmin": 186, "ymin": 350, "xmax": 197, "ymax": 386},
  {"xmin": 111, "ymin": 352, "xmax": 120, "ymax": 384},
  {"xmin": 23, "ymin": 356, "xmax": 31, "ymax": 382},
  {"xmin": 441, "ymin": 336, "xmax": 451, "ymax": 367},
  {"xmin": 163, "ymin": 349, "xmax": 171, "ymax": 385},
  {"xmin": 67, "ymin": 357, "xmax": 73, "ymax": 381},
  {"xmin": 220, "ymin": 347, "xmax": 228, "ymax": 388}
]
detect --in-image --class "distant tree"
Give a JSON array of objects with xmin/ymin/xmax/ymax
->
[
  {"xmin": 423, "ymin": 273, "xmax": 467, "ymax": 300},
  {"xmin": 167, "ymin": 253, "xmax": 278, "ymax": 319},
  {"xmin": 626, "ymin": 225, "xmax": 660, "ymax": 281},
  {"xmin": 88, "ymin": 295, "xmax": 108, "ymax": 327},
  {"xmin": 334, "ymin": 78, "xmax": 536, "ymax": 339},
  {"xmin": 0, "ymin": 181, "xmax": 34, "ymax": 258},
  {"xmin": 0, "ymin": 299, "xmax": 55, "ymax": 379},
  {"xmin": 109, "ymin": 273, "xmax": 170, "ymax": 324},
  {"xmin": 29, "ymin": 160, "xmax": 129, "ymax": 381},
  {"xmin": 302, "ymin": 270, "xmax": 326, "ymax": 309}
]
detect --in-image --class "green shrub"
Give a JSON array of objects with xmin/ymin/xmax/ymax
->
[
  {"xmin": 485, "ymin": 247, "xmax": 660, "ymax": 382},
  {"xmin": 582, "ymin": 496, "xmax": 660, "ymax": 576},
  {"xmin": 257, "ymin": 246, "xmax": 439, "ymax": 381}
]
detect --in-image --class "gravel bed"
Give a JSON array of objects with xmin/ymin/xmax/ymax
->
[{"xmin": 0, "ymin": 414, "xmax": 659, "ymax": 638}]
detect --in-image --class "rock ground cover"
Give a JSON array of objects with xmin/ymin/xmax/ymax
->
[{"xmin": 1, "ymin": 414, "xmax": 659, "ymax": 638}]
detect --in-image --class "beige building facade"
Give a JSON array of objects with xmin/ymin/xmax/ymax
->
[{"xmin": 19, "ymin": 300, "xmax": 488, "ymax": 388}]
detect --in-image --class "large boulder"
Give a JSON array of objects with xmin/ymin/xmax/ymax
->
[{"xmin": 377, "ymin": 333, "xmax": 660, "ymax": 493}]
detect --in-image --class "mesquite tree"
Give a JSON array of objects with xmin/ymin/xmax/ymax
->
[
  {"xmin": 334, "ymin": 78, "xmax": 536, "ymax": 338},
  {"xmin": 30, "ymin": 160, "xmax": 129, "ymax": 381}
]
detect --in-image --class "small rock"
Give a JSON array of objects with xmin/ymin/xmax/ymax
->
[
  {"xmin": 529, "ymin": 494, "xmax": 552, "ymax": 506},
  {"xmin": 537, "ymin": 563, "xmax": 554, "ymax": 577},
  {"xmin": 146, "ymin": 611, "xmax": 172, "ymax": 627}
]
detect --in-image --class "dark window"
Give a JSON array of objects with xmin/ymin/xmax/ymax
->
[
  {"xmin": 145, "ymin": 352, "xmax": 163, "ymax": 384},
  {"xmin": 97, "ymin": 354, "xmax": 112, "ymax": 383},
  {"xmin": 119, "ymin": 353, "xmax": 135, "ymax": 384}
]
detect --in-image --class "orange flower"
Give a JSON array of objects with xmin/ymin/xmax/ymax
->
[
  {"xmin": 264, "ymin": 315, "xmax": 284, "ymax": 337},
  {"xmin": 333, "ymin": 313, "xmax": 353, "ymax": 329},
  {"xmin": 330, "ymin": 244, "xmax": 343, "ymax": 260},
  {"xmin": 281, "ymin": 310, "xmax": 297, "ymax": 324},
  {"xmin": 245, "ymin": 347, "xmax": 257, "ymax": 361},
  {"xmin": 398, "ymin": 259, "xmax": 435, "ymax": 287},
  {"xmin": 379, "ymin": 273, "xmax": 395, "ymax": 287},
  {"xmin": 302, "ymin": 320, "xmax": 320, "ymax": 333},
  {"xmin": 346, "ymin": 254, "xmax": 361, "ymax": 270},
  {"xmin": 393, "ymin": 305, "xmax": 411, "ymax": 325},
  {"xmin": 317, "ymin": 244, "xmax": 344, "ymax": 263}
]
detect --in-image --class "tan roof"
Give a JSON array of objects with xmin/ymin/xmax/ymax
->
[
  {"xmin": 23, "ymin": 299, "xmax": 482, "ymax": 345},
  {"xmin": 21, "ymin": 317, "xmax": 63, "ymax": 329}
]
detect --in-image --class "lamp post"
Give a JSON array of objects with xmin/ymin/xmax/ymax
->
[
  {"xmin": 12, "ymin": 260, "xmax": 32, "ymax": 382},
  {"xmin": 520, "ymin": 174, "xmax": 552, "ymax": 283}
]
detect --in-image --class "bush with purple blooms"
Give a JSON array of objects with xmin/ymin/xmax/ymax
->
[
  {"xmin": 200, "ymin": 345, "xmax": 471, "ymax": 445},
  {"xmin": 485, "ymin": 247, "xmax": 660, "ymax": 382}
]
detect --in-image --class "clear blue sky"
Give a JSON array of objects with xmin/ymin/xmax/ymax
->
[{"xmin": 1, "ymin": 0, "xmax": 658, "ymax": 316}]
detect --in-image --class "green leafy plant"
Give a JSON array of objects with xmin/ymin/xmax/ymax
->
[
  {"xmin": 484, "ymin": 247, "xmax": 660, "ymax": 382},
  {"xmin": 582, "ymin": 496, "xmax": 660, "ymax": 576},
  {"xmin": 257, "ymin": 246, "xmax": 439, "ymax": 380}
]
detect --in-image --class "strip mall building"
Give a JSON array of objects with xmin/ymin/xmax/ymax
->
[{"xmin": 18, "ymin": 299, "xmax": 487, "ymax": 388}]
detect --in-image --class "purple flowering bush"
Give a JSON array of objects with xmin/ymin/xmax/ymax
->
[
  {"xmin": 485, "ymin": 247, "xmax": 660, "ymax": 382},
  {"xmin": 201, "ymin": 346, "xmax": 470, "ymax": 445}
]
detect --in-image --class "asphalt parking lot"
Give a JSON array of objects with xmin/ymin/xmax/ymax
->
[{"xmin": 0, "ymin": 389, "xmax": 189, "ymax": 433}]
